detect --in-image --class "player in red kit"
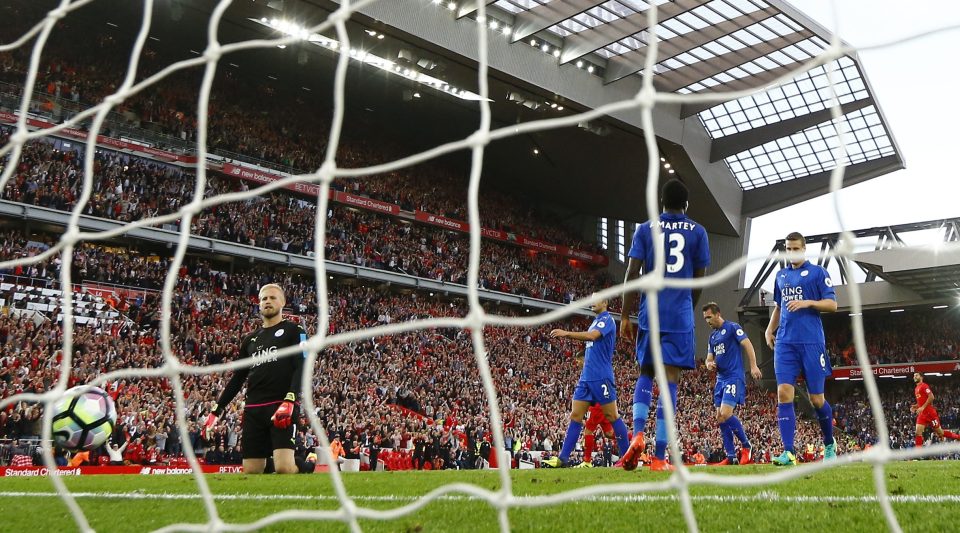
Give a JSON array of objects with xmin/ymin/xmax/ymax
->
[
  {"xmin": 911, "ymin": 372, "xmax": 960, "ymax": 448},
  {"xmin": 577, "ymin": 403, "xmax": 614, "ymax": 468}
]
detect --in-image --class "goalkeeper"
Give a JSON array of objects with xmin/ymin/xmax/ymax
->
[{"xmin": 203, "ymin": 284, "xmax": 308, "ymax": 474}]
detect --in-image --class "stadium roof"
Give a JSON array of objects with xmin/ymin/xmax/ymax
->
[
  {"xmin": 853, "ymin": 219, "xmax": 960, "ymax": 299},
  {"xmin": 20, "ymin": 0, "xmax": 903, "ymax": 238},
  {"xmin": 738, "ymin": 218, "xmax": 960, "ymax": 308},
  {"xmin": 855, "ymin": 246, "xmax": 960, "ymax": 299},
  {"xmin": 460, "ymin": 0, "xmax": 902, "ymax": 186},
  {"xmin": 343, "ymin": 0, "xmax": 904, "ymax": 231}
]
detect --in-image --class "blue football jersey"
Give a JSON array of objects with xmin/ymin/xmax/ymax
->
[
  {"xmin": 773, "ymin": 261, "xmax": 836, "ymax": 345},
  {"xmin": 708, "ymin": 320, "xmax": 748, "ymax": 381},
  {"xmin": 580, "ymin": 311, "xmax": 617, "ymax": 382},
  {"xmin": 628, "ymin": 212, "xmax": 710, "ymax": 333}
]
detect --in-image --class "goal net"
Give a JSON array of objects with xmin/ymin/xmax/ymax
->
[{"xmin": 0, "ymin": 0, "xmax": 956, "ymax": 531}]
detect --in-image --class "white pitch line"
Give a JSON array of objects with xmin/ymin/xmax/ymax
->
[{"xmin": 1, "ymin": 491, "xmax": 959, "ymax": 504}]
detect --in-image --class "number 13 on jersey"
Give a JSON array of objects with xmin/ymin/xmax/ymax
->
[{"xmin": 666, "ymin": 233, "xmax": 686, "ymax": 274}]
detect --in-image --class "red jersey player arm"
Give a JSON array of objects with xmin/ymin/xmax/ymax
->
[{"xmin": 919, "ymin": 387, "xmax": 934, "ymax": 411}]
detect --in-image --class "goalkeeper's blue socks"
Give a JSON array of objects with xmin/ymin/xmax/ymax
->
[
  {"xmin": 633, "ymin": 374, "xmax": 653, "ymax": 435},
  {"xmin": 777, "ymin": 402, "xmax": 796, "ymax": 453},
  {"xmin": 815, "ymin": 401, "xmax": 834, "ymax": 445},
  {"xmin": 612, "ymin": 417, "xmax": 630, "ymax": 456},
  {"xmin": 558, "ymin": 419, "xmax": 583, "ymax": 464},
  {"xmin": 653, "ymin": 382, "xmax": 678, "ymax": 460}
]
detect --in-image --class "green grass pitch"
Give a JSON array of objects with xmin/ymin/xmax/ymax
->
[{"xmin": 0, "ymin": 462, "xmax": 958, "ymax": 532}]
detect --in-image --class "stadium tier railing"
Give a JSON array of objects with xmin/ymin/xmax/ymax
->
[{"xmin": 0, "ymin": 199, "xmax": 603, "ymax": 318}]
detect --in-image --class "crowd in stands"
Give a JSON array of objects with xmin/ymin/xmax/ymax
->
[
  {"xmin": 0, "ymin": 232, "xmax": 822, "ymax": 468},
  {"xmin": 825, "ymin": 312, "xmax": 960, "ymax": 366},
  {"xmin": 671, "ymin": 367, "xmax": 828, "ymax": 465},
  {"xmin": 833, "ymin": 379, "xmax": 960, "ymax": 452},
  {"xmin": 0, "ymin": 231, "xmax": 609, "ymax": 466},
  {"xmin": 0, "ymin": 126, "xmax": 609, "ymax": 304},
  {"xmin": 0, "ymin": 7, "xmax": 603, "ymax": 251},
  {"xmin": 5, "ymin": 5, "xmax": 960, "ymax": 471}
]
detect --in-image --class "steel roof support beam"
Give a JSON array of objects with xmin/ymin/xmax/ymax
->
[
  {"xmin": 738, "ymin": 242, "xmax": 783, "ymax": 309},
  {"xmin": 559, "ymin": 0, "xmax": 707, "ymax": 65},
  {"xmin": 708, "ymin": 97, "xmax": 875, "ymax": 162},
  {"xmin": 456, "ymin": 0, "xmax": 500, "ymax": 19},
  {"xmin": 741, "ymin": 155, "xmax": 903, "ymax": 218},
  {"xmin": 511, "ymin": 0, "xmax": 598, "ymax": 43},
  {"xmin": 603, "ymin": 6, "xmax": 777, "ymax": 85}
]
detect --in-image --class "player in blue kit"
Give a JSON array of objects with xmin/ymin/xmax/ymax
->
[
  {"xmin": 620, "ymin": 179, "xmax": 710, "ymax": 471},
  {"xmin": 544, "ymin": 296, "xmax": 631, "ymax": 468},
  {"xmin": 702, "ymin": 302, "xmax": 762, "ymax": 465},
  {"xmin": 764, "ymin": 232, "xmax": 838, "ymax": 466}
]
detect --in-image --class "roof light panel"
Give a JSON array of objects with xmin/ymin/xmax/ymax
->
[
  {"xmin": 650, "ymin": 1, "xmax": 786, "ymax": 73},
  {"xmin": 697, "ymin": 55, "xmax": 867, "ymax": 138},
  {"xmin": 725, "ymin": 106, "xmax": 895, "ymax": 189},
  {"xmin": 494, "ymin": 0, "xmax": 551, "ymax": 13},
  {"xmin": 493, "ymin": 1, "xmax": 523, "ymax": 13},
  {"xmin": 602, "ymin": 0, "xmax": 639, "ymax": 17}
]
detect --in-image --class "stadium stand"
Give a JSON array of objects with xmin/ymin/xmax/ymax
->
[
  {"xmin": 825, "ymin": 311, "xmax": 960, "ymax": 366},
  {"xmin": 0, "ymin": 125, "xmax": 610, "ymax": 305},
  {"xmin": 834, "ymin": 380, "xmax": 960, "ymax": 452},
  {"xmin": 0, "ymin": 3, "xmax": 942, "ymax": 474},
  {"xmin": 1, "ymin": 230, "xmax": 857, "ymax": 468},
  {"xmin": 0, "ymin": 17, "xmax": 602, "ymax": 250}
]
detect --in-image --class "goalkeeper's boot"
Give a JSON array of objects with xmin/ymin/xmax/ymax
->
[
  {"xmin": 619, "ymin": 432, "xmax": 645, "ymax": 471},
  {"xmin": 649, "ymin": 457, "xmax": 675, "ymax": 472},
  {"xmin": 574, "ymin": 461, "xmax": 594, "ymax": 469},
  {"xmin": 543, "ymin": 457, "xmax": 567, "ymax": 468},
  {"xmin": 824, "ymin": 439, "xmax": 838, "ymax": 461},
  {"xmin": 739, "ymin": 447, "xmax": 753, "ymax": 465},
  {"xmin": 711, "ymin": 457, "xmax": 733, "ymax": 466},
  {"xmin": 772, "ymin": 450, "xmax": 798, "ymax": 466}
]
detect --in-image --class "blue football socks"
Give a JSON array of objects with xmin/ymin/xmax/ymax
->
[
  {"xmin": 815, "ymin": 401, "xmax": 834, "ymax": 446},
  {"xmin": 720, "ymin": 418, "xmax": 736, "ymax": 459},
  {"xmin": 612, "ymin": 418, "xmax": 630, "ymax": 456},
  {"xmin": 777, "ymin": 402, "xmax": 796, "ymax": 453},
  {"xmin": 633, "ymin": 374, "xmax": 653, "ymax": 435},
  {"xmin": 729, "ymin": 415, "xmax": 749, "ymax": 448},
  {"xmin": 559, "ymin": 420, "xmax": 584, "ymax": 464},
  {"xmin": 653, "ymin": 382, "xmax": 678, "ymax": 460}
]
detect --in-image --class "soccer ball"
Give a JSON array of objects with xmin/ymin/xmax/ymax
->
[{"xmin": 51, "ymin": 386, "xmax": 117, "ymax": 451}]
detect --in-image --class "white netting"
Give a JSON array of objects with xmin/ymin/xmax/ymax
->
[{"xmin": 1, "ymin": 1, "xmax": 960, "ymax": 532}]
